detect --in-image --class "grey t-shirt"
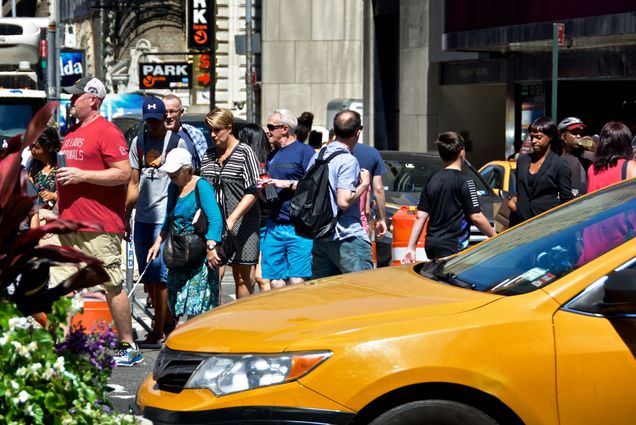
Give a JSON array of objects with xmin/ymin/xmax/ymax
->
[{"xmin": 129, "ymin": 131, "xmax": 187, "ymax": 224}]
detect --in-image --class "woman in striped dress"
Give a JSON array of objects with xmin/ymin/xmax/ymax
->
[{"xmin": 201, "ymin": 108, "xmax": 260, "ymax": 298}]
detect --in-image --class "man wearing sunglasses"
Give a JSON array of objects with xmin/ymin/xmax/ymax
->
[
  {"xmin": 54, "ymin": 77, "xmax": 141, "ymax": 367},
  {"xmin": 558, "ymin": 117, "xmax": 595, "ymax": 197},
  {"xmin": 259, "ymin": 109, "xmax": 316, "ymax": 289}
]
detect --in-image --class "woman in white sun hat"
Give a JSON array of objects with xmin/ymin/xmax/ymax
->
[{"xmin": 147, "ymin": 148, "xmax": 223, "ymax": 319}]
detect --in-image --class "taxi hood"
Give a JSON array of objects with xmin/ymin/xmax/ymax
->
[{"xmin": 166, "ymin": 265, "xmax": 500, "ymax": 353}]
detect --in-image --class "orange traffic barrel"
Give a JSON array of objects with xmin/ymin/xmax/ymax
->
[
  {"xmin": 71, "ymin": 295, "xmax": 118, "ymax": 335},
  {"xmin": 391, "ymin": 206, "xmax": 428, "ymax": 265}
]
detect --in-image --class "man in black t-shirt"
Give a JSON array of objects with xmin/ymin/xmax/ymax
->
[{"xmin": 402, "ymin": 132, "xmax": 496, "ymax": 261}]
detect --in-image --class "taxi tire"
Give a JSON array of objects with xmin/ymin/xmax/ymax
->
[{"xmin": 367, "ymin": 399, "xmax": 498, "ymax": 425}]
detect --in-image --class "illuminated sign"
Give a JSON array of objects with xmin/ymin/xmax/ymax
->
[
  {"xmin": 60, "ymin": 50, "xmax": 83, "ymax": 87},
  {"xmin": 188, "ymin": 0, "xmax": 213, "ymax": 50},
  {"xmin": 138, "ymin": 62, "xmax": 192, "ymax": 89}
]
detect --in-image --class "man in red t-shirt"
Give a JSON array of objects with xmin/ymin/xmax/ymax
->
[{"xmin": 53, "ymin": 77, "xmax": 141, "ymax": 366}]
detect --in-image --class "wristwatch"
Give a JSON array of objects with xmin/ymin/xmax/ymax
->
[{"xmin": 207, "ymin": 243, "xmax": 216, "ymax": 251}]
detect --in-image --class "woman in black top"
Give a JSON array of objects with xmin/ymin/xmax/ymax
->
[
  {"xmin": 238, "ymin": 123, "xmax": 272, "ymax": 293},
  {"xmin": 201, "ymin": 109, "xmax": 261, "ymax": 299},
  {"xmin": 509, "ymin": 117, "xmax": 573, "ymax": 226}
]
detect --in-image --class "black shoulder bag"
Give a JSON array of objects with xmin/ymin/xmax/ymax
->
[
  {"xmin": 212, "ymin": 173, "xmax": 236, "ymax": 266},
  {"xmin": 163, "ymin": 181, "xmax": 208, "ymax": 271}
]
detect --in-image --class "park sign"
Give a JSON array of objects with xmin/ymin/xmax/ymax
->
[
  {"xmin": 187, "ymin": 0, "xmax": 213, "ymax": 50},
  {"xmin": 139, "ymin": 63, "xmax": 192, "ymax": 90}
]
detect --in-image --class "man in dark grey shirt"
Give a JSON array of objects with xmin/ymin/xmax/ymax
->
[{"xmin": 125, "ymin": 96, "xmax": 187, "ymax": 345}]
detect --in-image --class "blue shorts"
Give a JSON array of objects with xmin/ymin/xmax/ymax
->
[
  {"xmin": 261, "ymin": 221, "xmax": 313, "ymax": 280},
  {"xmin": 311, "ymin": 237, "xmax": 372, "ymax": 279},
  {"xmin": 134, "ymin": 221, "xmax": 168, "ymax": 284}
]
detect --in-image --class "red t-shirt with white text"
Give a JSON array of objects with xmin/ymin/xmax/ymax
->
[{"xmin": 57, "ymin": 116, "xmax": 129, "ymax": 234}]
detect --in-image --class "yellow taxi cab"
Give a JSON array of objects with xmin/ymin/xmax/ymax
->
[
  {"xmin": 479, "ymin": 160, "xmax": 517, "ymax": 196},
  {"xmin": 137, "ymin": 178, "xmax": 636, "ymax": 425}
]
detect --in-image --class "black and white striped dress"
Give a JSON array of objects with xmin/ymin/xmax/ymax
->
[{"xmin": 201, "ymin": 143, "xmax": 260, "ymax": 265}]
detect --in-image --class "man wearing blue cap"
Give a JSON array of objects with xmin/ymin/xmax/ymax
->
[{"xmin": 125, "ymin": 96, "xmax": 188, "ymax": 346}]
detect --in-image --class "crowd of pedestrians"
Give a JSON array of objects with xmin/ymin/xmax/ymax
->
[{"xmin": 21, "ymin": 74, "xmax": 636, "ymax": 365}]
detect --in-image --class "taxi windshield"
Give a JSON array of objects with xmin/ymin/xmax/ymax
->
[{"xmin": 417, "ymin": 180, "xmax": 636, "ymax": 295}]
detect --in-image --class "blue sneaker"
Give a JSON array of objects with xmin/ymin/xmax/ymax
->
[{"xmin": 114, "ymin": 342, "xmax": 142, "ymax": 367}]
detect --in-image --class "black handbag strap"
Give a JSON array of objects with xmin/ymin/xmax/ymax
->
[
  {"xmin": 193, "ymin": 178, "xmax": 202, "ymax": 209},
  {"xmin": 621, "ymin": 159, "xmax": 628, "ymax": 180}
]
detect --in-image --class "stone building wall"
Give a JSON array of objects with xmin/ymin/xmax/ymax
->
[{"xmin": 261, "ymin": 0, "xmax": 363, "ymax": 128}]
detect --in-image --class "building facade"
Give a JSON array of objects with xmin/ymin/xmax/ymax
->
[
  {"xmin": 35, "ymin": 0, "xmax": 259, "ymax": 118},
  {"xmin": 260, "ymin": 0, "xmax": 363, "ymax": 129},
  {"xmin": 366, "ymin": 0, "xmax": 636, "ymax": 166}
]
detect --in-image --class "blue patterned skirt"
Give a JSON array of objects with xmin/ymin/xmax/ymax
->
[{"xmin": 167, "ymin": 258, "xmax": 219, "ymax": 317}]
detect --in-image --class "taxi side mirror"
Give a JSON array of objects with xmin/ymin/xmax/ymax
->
[{"xmin": 600, "ymin": 269, "xmax": 636, "ymax": 316}]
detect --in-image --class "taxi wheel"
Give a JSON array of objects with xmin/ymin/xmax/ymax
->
[{"xmin": 368, "ymin": 399, "xmax": 499, "ymax": 425}]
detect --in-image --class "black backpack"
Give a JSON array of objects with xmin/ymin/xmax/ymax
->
[{"xmin": 289, "ymin": 148, "xmax": 346, "ymax": 239}]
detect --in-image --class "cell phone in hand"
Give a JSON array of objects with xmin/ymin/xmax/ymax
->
[
  {"xmin": 56, "ymin": 152, "xmax": 67, "ymax": 168},
  {"xmin": 265, "ymin": 184, "xmax": 278, "ymax": 201}
]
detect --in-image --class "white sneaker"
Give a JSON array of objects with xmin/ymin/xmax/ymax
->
[{"xmin": 113, "ymin": 342, "xmax": 143, "ymax": 367}]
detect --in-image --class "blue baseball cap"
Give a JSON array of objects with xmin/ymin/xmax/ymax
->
[{"xmin": 143, "ymin": 96, "xmax": 166, "ymax": 121}]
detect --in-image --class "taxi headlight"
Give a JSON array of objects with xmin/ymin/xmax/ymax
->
[{"xmin": 184, "ymin": 351, "xmax": 331, "ymax": 396}]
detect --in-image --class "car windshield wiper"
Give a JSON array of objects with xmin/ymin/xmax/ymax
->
[
  {"xmin": 435, "ymin": 271, "xmax": 475, "ymax": 289},
  {"xmin": 419, "ymin": 259, "xmax": 475, "ymax": 289}
]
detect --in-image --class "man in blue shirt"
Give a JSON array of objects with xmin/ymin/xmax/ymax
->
[
  {"xmin": 352, "ymin": 143, "xmax": 387, "ymax": 238},
  {"xmin": 260, "ymin": 109, "xmax": 316, "ymax": 288},
  {"xmin": 308, "ymin": 110, "xmax": 371, "ymax": 278}
]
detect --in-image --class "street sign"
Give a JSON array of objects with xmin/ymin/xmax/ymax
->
[
  {"xmin": 138, "ymin": 62, "xmax": 192, "ymax": 90},
  {"xmin": 556, "ymin": 23, "xmax": 565, "ymax": 46},
  {"xmin": 234, "ymin": 33, "xmax": 261, "ymax": 55},
  {"xmin": 187, "ymin": 0, "xmax": 213, "ymax": 50}
]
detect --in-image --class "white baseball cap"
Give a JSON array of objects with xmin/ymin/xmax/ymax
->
[
  {"xmin": 62, "ymin": 77, "xmax": 107, "ymax": 100},
  {"xmin": 160, "ymin": 148, "xmax": 193, "ymax": 173}
]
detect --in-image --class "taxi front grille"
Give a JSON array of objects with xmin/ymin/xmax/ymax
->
[{"xmin": 153, "ymin": 348, "xmax": 207, "ymax": 393}]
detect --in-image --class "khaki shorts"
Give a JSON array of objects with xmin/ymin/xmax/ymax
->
[{"xmin": 48, "ymin": 231, "xmax": 124, "ymax": 292}]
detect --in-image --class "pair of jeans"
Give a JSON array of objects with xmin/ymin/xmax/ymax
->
[{"xmin": 311, "ymin": 237, "xmax": 372, "ymax": 279}]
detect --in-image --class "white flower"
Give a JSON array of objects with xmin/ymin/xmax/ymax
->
[
  {"xmin": 18, "ymin": 391, "xmax": 31, "ymax": 403},
  {"xmin": 62, "ymin": 417, "xmax": 73, "ymax": 425},
  {"xmin": 122, "ymin": 414, "xmax": 135, "ymax": 423},
  {"xmin": 8, "ymin": 317, "xmax": 29, "ymax": 331},
  {"xmin": 53, "ymin": 356, "xmax": 66, "ymax": 373},
  {"xmin": 11, "ymin": 341, "xmax": 31, "ymax": 357},
  {"xmin": 27, "ymin": 342, "xmax": 38, "ymax": 351},
  {"xmin": 0, "ymin": 334, "xmax": 8, "ymax": 345},
  {"xmin": 25, "ymin": 403, "xmax": 35, "ymax": 416},
  {"xmin": 30, "ymin": 363, "xmax": 42, "ymax": 374},
  {"xmin": 16, "ymin": 367, "xmax": 28, "ymax": 377},
  {"xmin": 10, "ymin": 380, "xmax": 19, "ymax": 390},
  {"xmin": 69, "ymin": 294, "xmax": 84, "ymax": 315},
  {"xmin": 42, "ymin": 368, "xmax": 55, "ymax": 380}
]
